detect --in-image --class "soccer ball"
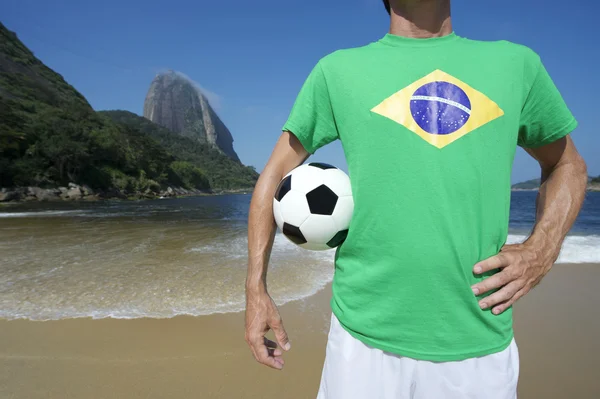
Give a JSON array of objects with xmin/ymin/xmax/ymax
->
[{"xmin": 273, "ymin": 162, "xmax": 354, "ymax": 251}]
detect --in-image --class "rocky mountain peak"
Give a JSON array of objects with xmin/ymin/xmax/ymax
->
[{"xmin": 143, "ymin": 71, "xmax": 240, "ymax": 162}]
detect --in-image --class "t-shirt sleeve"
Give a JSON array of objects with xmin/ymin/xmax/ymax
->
[
  {"xmin": 518, "ymin": 58, "xmax": 578, "ymax": 148},
  {"xmin": 282, "ymin": 61, "xmax": 339, "ymax": 154}
]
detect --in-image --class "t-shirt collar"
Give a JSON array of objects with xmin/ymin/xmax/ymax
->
[{"xmin": 378, "ymin": 31, "xmax": 460, "ymax": 47}]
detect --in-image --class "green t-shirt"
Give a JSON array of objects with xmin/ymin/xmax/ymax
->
[{"xmin": 282, "ymin": 32, "xmax": 577, "ymax": 361}]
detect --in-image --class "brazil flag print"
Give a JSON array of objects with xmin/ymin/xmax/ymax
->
[{"xmin": 371, "ymin": 70, "xmax": 504, "ymax": 148}]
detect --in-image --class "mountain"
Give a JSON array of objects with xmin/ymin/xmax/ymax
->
[
  {"xmin": 511, "ymin": 178, "xmax": 541, "ymax": 190},
  {"xmin": 0, "ymin": 22, "xmax": 257, "ymax": 199},
  {"xmin": 143, "ymin": 71, "xmax": 240, "ymax": 162},
  {"xmin": 0, "ymin": 21, "xmax": 109, "ymax": 189},
  {"xmin": 512, "ymin": 176, "xmax": 600, "ymax": 191}
]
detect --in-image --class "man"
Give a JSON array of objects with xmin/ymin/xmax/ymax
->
[{"xmin": 245, "ymin": 0, "xmax": 588, "ymax": 397}]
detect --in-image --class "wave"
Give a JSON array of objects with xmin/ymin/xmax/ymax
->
[
  {"xmin": 0, "ymin": 230, "xmax": 596, "ymax": 321},
  {"xmin": 0, "ymin": 277, "xmax": 333, "ymax": 322},
  {"xmin": 0, "ymin": 232, "xmax": 335, "ymax": 321},
  {"xmin": 507, "ymin": 234, "xmax": 600, "ymax": 263},
  {"xmin": 0, "ymin": 210, "xmax": 90, "ymax": 218},
  {"xmin": 0, "ymin": 209, "xmax": 248, "ymax": 220}
]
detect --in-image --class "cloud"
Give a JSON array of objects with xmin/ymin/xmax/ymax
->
[{"xmin": 156, "ymin": 69, "xmax": 223, "ymax": 112}]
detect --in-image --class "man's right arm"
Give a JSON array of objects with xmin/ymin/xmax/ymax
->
[{"xmin": 245, "ymin": 131, "xmax": 309, "ymax": 370}]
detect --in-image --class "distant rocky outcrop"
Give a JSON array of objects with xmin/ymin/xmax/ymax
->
[
  {"xmin": 0, "ymin": 184, "xmax": 99, "ymax": 202},
  {"xmin": 512, "ymin": 176, "xmax": 600, "ymax": 191},
  {"xmin": 0, "ymin": 183, "xmax": 252, "ymax": 203},
  {"xmin": 511, "ymin": 178, "xmax": 541, "ymax": 190},
  {"xmin": 143, "ymin": 71, "xmax": 240, "ymax": 162}
]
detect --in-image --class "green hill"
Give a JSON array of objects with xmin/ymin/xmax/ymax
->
[
  {"xmin": 0, "ymin": 22, "xmax": 257, "ymax": 198},
  {"xmin": 511, "ymin": 178, "xmax": 541, "ymax": 190},
  {"xmin": 100, "ymin": 110, "xmax": 258, "ymax": 189},
  {"xmin": 512, "ymin": 176, "xmax": 600, "ymax": 191}
]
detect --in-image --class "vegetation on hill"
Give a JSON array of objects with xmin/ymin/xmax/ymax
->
[
  {"xmin": 511, "ymin": 178, "xmax": 541, "ymax": 190},
  {"xmin": 513, "ymin": 176, "xmax": 599, "ymax": 191},
  {"xmin": 100, "ymin": 111, "xmax": 258, "ymax": 189},
  {"xmin": 0, "ymin": 22, "xmax": 257, "ymax": 195}
]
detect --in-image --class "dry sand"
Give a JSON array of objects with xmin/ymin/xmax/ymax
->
[{"xmin": 1, "ymin": 264, "xmax": 599, "ymax": 399}]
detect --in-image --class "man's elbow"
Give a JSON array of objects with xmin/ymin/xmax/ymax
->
[
  {"xmin": 551, "ymin": 138, "xmax": 588, "ymax": 184},
  {"xmin": 570, "ymin": 152, "xmax": 588, "ymax": 182},
  {"xmin": 557, "ymin": 151, "xmax": 588, "ymax": 190}
]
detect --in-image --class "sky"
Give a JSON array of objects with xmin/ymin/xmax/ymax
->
[{"xmin": 1, "ymin": 0, "xmax": 598, "ymax": 183}]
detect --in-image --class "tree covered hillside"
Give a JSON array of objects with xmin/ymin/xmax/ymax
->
[
  {"xmin": 101, "ymin": 111, "xmax": 258, "ymax": 189},
  {"xmin": 0, "ymin": 22, "xmax": 257, "ymax": 195},
  {"xmin": 511, "ymin": 178, "xmax": 541, "ymax": 190}
]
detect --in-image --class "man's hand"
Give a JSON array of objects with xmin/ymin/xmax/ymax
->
[
  {"xmin": 471, "ymin": 242, "xmax": 555, "ymax": 315},
  {"xmin": 245, "ymin": 288, "xmax": 291, "ymax": 370}
]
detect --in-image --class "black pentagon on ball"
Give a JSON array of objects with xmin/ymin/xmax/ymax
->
[
  {"xmin": 327, "ymin": 229, "xmax": 349, "ymax": 248},
  {"xmin": 282, "ymin": 222, "xmax": 307, "ymax": 245},
  {"xmin": 306, "ymin": 185, "xmax": 338, "ymax": 215},
  {"xmin": 308, "ymin": 162, "xmax": 337, "ymax": 170},
  {"xmin": 274, "ymin": 174, "xmax": 292, "ymax": 201}
]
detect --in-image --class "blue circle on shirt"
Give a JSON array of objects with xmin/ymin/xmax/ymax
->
[{"xmin": 410, "ymin": 81, "xmax": 472, "ymax": 135}]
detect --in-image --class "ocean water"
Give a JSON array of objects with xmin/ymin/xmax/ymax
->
[{"xmin": 0, "ymin": 192, "xmax": 598, "ymax": 321}]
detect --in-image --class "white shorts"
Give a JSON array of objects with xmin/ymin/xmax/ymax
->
[{"xmin": 317, "ymin": 314, "xmax": 519, "ymax": 399}]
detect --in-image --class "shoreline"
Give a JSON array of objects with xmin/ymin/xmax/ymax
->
[
  {"xmin": 0, "ymin": 184, "xmax": 254, "ymax": 204},
  {"xmin": 511, "ymin": 183, "xmax": 600, "ymax": 192},
  {"xmin": 4, "ymin": 185, "xmax": 598, "ymax": 202}
]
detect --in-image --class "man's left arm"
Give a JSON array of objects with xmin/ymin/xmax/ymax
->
[{"xmin": 471, "ymin": 135, "xmax": 587, "ymax": 315}]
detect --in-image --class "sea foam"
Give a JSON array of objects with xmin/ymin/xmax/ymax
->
[
  {"xmin": 0, "ymin": 226, "xmax": 596, "ymax": 321},
  {"xmin": 507, "ymin": 234, "xmax": 600, "ymax": 264}
]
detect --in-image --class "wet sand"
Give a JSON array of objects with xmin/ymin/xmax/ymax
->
[{"xmin": 1, "ymin": 264, "xmax": 599, "ymax": 399}]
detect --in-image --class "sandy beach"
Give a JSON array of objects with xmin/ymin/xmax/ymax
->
[{"xmin": 0, "ymin": 264, "xmax": 599, "ymax": 398}]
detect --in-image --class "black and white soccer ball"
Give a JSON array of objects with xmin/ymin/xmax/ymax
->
[{"xmin": 273, "ymin": 162, "xmax": 354, "ymax": 251}]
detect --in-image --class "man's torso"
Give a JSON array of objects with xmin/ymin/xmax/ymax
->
[{"xmin": 322, "ymin": 34, "xmax": 535, "ymax": 360}]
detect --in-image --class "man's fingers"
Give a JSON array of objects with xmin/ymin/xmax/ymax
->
[
  {"xmin": 492, "ymin": 289, "xmax": 527, "ymax": 315},
  {"xmin": 267, "ymin": 347, "xmax": 284, "ymax": 358},
  {"xmin": 251, "ymin": 338, "xmax": 284, "ymax": 370},
  {"xmin": 264, "ymin": 337, "xmax": 283, "ymax": 357},
  {"xmin": 471, "ymin": 269, "xmax": 514, "ymax": 295},
  {"xmin": 271, "ymin": 318, "xmax": 291, "ymax": 351},
  {"xmin": 473, "ymin": 253, "xmax": 510, "ymax": 274},
  {"xmin": 477, "ymin": 281, "xmax": 523, "ymax": 311}
]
